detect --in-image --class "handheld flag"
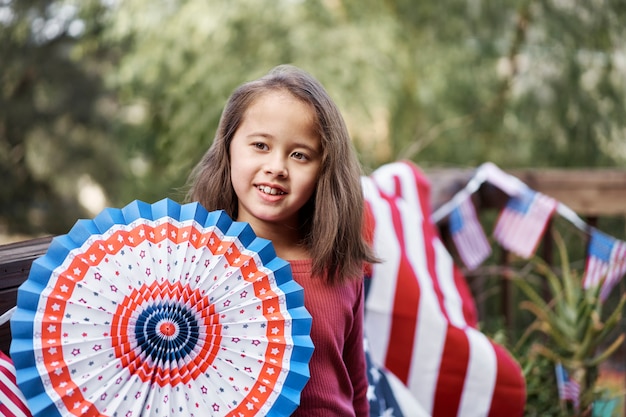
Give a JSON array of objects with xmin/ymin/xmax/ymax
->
[{"xmin": 0, "ymin": 351, "xmax": 32, "ymax": 417}]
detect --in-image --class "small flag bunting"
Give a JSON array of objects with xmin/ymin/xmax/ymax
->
[
  {"xmin": 480, "ymin": 162, "xmax": 527, "ymax": 196},
  {"xmin": 493, "ymin": 188, "xmax": 557, "ymax": 259},
  {"xmin": 583, "ymin": 229, "xmax": 626, "ymax": 300},
  {"xmin": 449, "ymin": 195, "xmax": 492, "ymax": 270},
  {"xmin": 430, "ymin": 161, "xmax": 626, "ymax": 321},
  {"xmin": 555, "ymin": 362, "xmax": 580, "ymax": 409}
]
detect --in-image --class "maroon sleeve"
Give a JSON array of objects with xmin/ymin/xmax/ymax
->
[{"xmin": 344, "ymin": 278, "xmax": 369, "ymax": 416}]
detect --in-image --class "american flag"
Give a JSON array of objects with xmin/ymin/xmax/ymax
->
[
  {"xmin": 555, "ymin": 362, "xmax": 580, "ymax": 409},
  {"xmin": 583, "ymin": 229, "xmax": 626, "ymax": 300},
  {"xmin": 449, "ymin": 195, "xmax": 492, "ymax": 270},
  {"xmin": 493, "ymin": 188, "xmax": 557, "ymax": 259},
  {"xmin": 0, "ymin": 351, "xmax": 32, "ymax": 417},
  {"xmin": 364, "ymin": 335, "xmax": 429, "ymax": 417},
  {"xmin": 362, "ymin": 161, "xmax": 526, "ymax": 417}
]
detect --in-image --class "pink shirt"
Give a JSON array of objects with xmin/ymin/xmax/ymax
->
[{"xmin": 289, "ymin": 259, "xmax": 369, "ymax": 417}]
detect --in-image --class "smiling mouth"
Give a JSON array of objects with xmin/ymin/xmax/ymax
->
[{"xmin": 257, "ymin": 185, "xmax": 286, "ymax": 195}]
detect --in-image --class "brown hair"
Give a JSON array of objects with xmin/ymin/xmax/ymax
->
[{"xmin": 186, "ymin": 65, "xmax": 377, "ymax": 284}]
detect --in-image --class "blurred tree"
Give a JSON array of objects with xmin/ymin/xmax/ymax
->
[
  {"xmin": 377, "ymin": 0, "xmax": 626, "ymax": 169},
  {"xmin": 0, "ymin": 0, "xmax": 130, "ymax": 235},
  {"xmin": 2, "ymin": 0, "xmax": 625, "ymax": 236},
  {"xmin": 516, "ymin": 0, "xmax": 626, "ymax": 167},
  {"xmin": 102, "ymin": 0, "xmax": 401, "ymax": 179},
  {"xmin": 105, "ymin": 0, "xmax": 626, "ymax": 173}
]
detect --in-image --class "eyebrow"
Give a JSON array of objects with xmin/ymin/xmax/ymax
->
[
  {"xmin": 293, "ymin": 140, "xmax": 321, "ymax": 154},
  {"xmin": 246, "ymin": 132, "xmax": 271, "ymax": 139}
]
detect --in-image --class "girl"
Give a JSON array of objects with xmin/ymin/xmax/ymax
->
[{"xmin": 187, "ymin": 65, "xmax": 377, "ymax": 416}]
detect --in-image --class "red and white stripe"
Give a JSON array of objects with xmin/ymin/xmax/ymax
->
[
  {"xmin": 362, "ymin": 161, "xmax": 526, "ymax": 417},
  {"xmin": 0, "ymin": 351, "xmax": 32, "ymax": 417}
]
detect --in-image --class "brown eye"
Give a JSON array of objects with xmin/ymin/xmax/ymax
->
[{"xmin": 291, "ymin": 152, "xmax": 308, "ymax": 160}]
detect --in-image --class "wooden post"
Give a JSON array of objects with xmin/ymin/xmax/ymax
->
[
  {"xmin": 541, "ymin": 219, "xmax": 554, "ymax": 302},
  {"xmin": 500, "ymin": 248, "xmax": 513, "ymax": 331}
]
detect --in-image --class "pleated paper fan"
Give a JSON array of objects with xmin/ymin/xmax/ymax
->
[{"xmin": 10, "ymin": 198, "xmax": 314, "ymax": 417}]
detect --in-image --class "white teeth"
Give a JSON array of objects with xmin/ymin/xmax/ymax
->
[{"xmin": 259, "ymin": 185, "xmax": 284, "ymax": 195}]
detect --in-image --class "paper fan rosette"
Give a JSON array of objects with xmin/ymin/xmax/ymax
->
[{"xmin": 10, "ymin": 198, "xmax": 314, "ymax": 417}]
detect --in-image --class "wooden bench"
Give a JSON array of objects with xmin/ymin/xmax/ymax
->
[{"xmin": 0, "ymin": 236, "xmax": 52, "ymax": 355}]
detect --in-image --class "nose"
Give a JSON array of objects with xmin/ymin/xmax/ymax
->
[{"xmin": 264, "ymin": 155, "xmax": 288, "ymax": 178}]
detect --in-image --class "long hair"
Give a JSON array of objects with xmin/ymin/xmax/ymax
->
[{"xmin": 187, "ymin": 65, "xmax": 377, "ymax": 284}]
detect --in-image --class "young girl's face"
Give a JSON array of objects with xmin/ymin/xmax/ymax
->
[{"xmin": 229, "ymin": 90, "xmax": 322, "ymax": 233}]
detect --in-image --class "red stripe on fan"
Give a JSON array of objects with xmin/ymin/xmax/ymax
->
[{"xmin": 432, "ymin": 325, "xmax": 469, "ymax": 416}]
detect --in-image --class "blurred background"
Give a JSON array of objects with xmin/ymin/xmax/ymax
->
[{"xmin": 2, "ymin": 0, "xmax": 625, "ymax": 239}]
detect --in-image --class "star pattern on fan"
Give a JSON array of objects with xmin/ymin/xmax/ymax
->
[{"xmin": 11, "ymin": 200, "xmax": 313, "ymax": 417}]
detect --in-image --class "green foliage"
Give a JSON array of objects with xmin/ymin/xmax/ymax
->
[
  {"xmin": 103, "ymin": 0, "xmax": 402, "ymax": 176},
  {"xmin": 520, "ymin": 348, "xmax": 565, "ymax": 417}
]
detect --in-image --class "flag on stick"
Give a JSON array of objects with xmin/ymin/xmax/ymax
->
[
  {"xmin": 583, "ymin": 229, "xmax": 626, "ymax": 300},
  {"xmin": 449, "ymin": 195, "xmax": 491, "ymax": 270},
  {"xmin": 555, "ymin": 362, "xmax": 580, "ymax": 409},
  {"xmin": 0, "ymin": 351, "xmax": 32, "ymax": 417},
  {"xmin": 493, "ymin": 188, "xmax": 557, "ymax": 258}
]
